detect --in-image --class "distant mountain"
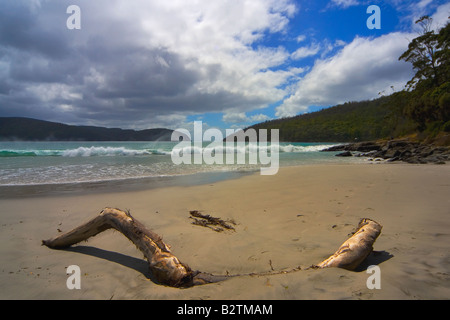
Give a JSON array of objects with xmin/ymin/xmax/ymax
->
[{"xmin": 0, "ymin": 117, "xmax": 174, "ymax": 141}]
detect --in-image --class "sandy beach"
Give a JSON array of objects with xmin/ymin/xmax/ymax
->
[{"xmin": 0, "ymin": 163, "xmax": 449, "ymax": 300}]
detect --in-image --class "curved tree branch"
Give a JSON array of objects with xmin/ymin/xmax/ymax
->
[{"xmin": 42, "ymin": 208, "xmax": 196, "ymax": 287}]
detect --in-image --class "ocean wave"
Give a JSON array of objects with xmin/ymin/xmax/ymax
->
[
  {"xmin": 148, "ymin": 149, "xmax": 172, "ymax": 155},
  {"xmin": 0, "ymin": 150, "xmax": 38, "ymax": 157},
  {"xmin": 279, "ymin": 144, "xmax": 335, "ymax": 152},
  {"xmin": 61, "ymin": 146, "xmax": 153, "ymax": 157},
  {"xmin": 171, "ymin": 143, "xmax": 335, "ymax": 155},
  {"xmin": 0, "ymin": 150, "xmax": 61, "ymax": 157},
  {"xmin": 0, "ymin": 147, "xmax": 159, "ymax": 157},
  {"xmin": 0, "ymin": 143, "xmax": 335, "ymax": 158}
]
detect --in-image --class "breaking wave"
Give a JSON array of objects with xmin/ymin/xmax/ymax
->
[
  {"xmin": 0, "ymin": 146, "xmax": 171, "ymax": 157},
  {"xmin": 0, "ymin": 143, "xmax": 336, "ymax": 158}
]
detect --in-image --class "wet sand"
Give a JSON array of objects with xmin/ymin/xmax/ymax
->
[{"xmin": 0, "ymin": 163, "xmax": 449, "ymax": 299}]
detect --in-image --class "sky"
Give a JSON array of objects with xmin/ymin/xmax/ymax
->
[{"xmin": 0, "ymin": 0, "xmax": 449, "ymax": 131}]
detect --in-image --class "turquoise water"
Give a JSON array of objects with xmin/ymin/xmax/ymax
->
[{"xmin": 0, "ymin": 141, "xmax": 359, "ymax": 186}]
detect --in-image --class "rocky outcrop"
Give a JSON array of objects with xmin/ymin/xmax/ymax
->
[{"xmin": 323, "ymin": 140, "xmax": 450, "ymax": 164}]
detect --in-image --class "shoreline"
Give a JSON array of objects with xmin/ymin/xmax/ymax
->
[
  {"xmin": 0, "ymin": 169, "xmax": 257, "ymax": 199},
  {"xmin": 1, "ymin": 162, "xmax": 449, "ymax": 299},
  {"xmin": 0, "ymin": 159, "xmax": 366, "ymax": 199}
]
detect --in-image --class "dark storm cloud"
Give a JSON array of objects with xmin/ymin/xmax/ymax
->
[
  {"xmin": 0, "ymin": 2, "xmax": 70, "ymax": 60},
  {"xmin": 0, "ymin": 1, "xmax": 267, "ymax": 128},
  {"xmin": 90, "ymin": 48, "xmax": 200, "ymax": 100}
]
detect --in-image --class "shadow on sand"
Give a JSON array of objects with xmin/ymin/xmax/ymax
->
[{"xmin": 65, "ymin": 245, "xmax": 152, "ymax": 279}]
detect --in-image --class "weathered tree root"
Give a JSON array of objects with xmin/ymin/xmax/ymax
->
[{"xmin": 42, "ymin": 208, "xmax": 382, "ymax": 288}]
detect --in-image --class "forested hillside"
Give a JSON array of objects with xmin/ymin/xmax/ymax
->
[{"xmin": 251, "ymin": 94, "xmax": 416, "ymax": 142}]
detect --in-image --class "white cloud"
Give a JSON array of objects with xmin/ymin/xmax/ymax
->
[
  {"xmin": 291, "ymin": 43, "xmax": 321, "ymax": 60},
  {"xmin": 334, "ymin": 39, "xmax": 347, "ymax": 47},
  {"xmin": 417, "ymin": 0, "xmax": 433, "ymax": 9},
  {"xmin": 250, "ymin": 113, "xmax": 271, "ymax": 122},
  {"xmin": 288, "ymin": 66, "xmax": 308, "ymax": 75},
  {"xmin": 223, "ymin": 112, "xmax": 249, "ymax": 124},
  {"xmin": 222, "ymin": 112, "xmax": 271, "ymax": 124},
  {"xmin": 135, "ymin": 0, "xmax": 296, "ymax": 101},
  {"xmin": 431, "ymin": 3, "xmax": 450, "ymax": 29},
  {"xmin": 276, "ymin": 32, "xmax": 415, "ymax": 117},
  {"xmin": 296, "ymin": 35, "xmax": 306, "ymax": 43},
  {"xmin": 330, "ymin": 0, "xmax": 359, "ymax": 9},
  {"xmin": 392, "ymin": 0, "xmax": 449, "ymax": 29},
  {"xmin": 107, "ymin": 0, "xmax": 298, "ymax": 110},
  {"xmin": 290, "ymin": 38, "xmax": 346, "ymax": 62}
]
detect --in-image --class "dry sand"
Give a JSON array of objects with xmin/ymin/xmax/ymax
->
[{"xmin": 0, "ymin": 163, "xmax": 449, "ymax": 300}]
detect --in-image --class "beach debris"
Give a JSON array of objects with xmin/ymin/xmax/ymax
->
[
  {"xmin": 313, "ymin": 218, "xmax": 382, "ymax": 270},
  {"xmin": 43, "ymin": 208, "xmax": 198, "ymax": 287},
  {"xmin": 42, "ymin": 208, "xmax": 234, "ymax": 287},
  {"xmin": 42, "ymin": 208, "xmax": 383, "ymax": 288},
  {"xmin": 189, "ymin": 210, "xmax": 236, "ymax": 232},
  {"xmin": 269, "ymin": 260, "xmax": 274, "ymax": 271}
]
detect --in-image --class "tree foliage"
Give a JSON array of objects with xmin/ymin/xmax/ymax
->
[
  {"xmin": 399, "ymin": 17, "xmax": 450, "ymax": 131},
  {"xmin": 399, "ymin": 16, "xmax": 442, "ymax": 90}
]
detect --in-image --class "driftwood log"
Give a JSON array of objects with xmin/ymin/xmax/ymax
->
[
  {"xmin": 41, "ymin": 208, "xmax": 228, "ymax": 287},
  {"xmin": 42, "ymin": 208, "xmax": 382, "ymax": 288},
  {"xmin": 314, "ymin": 218, "xmax": 382, "ymax": 270}
]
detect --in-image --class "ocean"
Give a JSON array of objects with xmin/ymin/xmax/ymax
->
[{"xmin": 0, "ymin": 141, "xmax": 362, "ymax": 190}]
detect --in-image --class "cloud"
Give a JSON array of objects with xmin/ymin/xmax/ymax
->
[
  {"xmin": 222, "ymin": 112, "xmax": 250, "ymax": 124},
  {"xmin": 330, "ymin": 0, "xmax": 359, "ymax": 9},
  {"xmin": 0, "ymin": 0, "xmax": 297, "ymax": 129},
  {"xmin": 430, "ymin": 2, "xmax": 450, "ymax": 29},
  {"xmin": 276, "ymin": 32, "xmax": 415, "ymax": 117},
  {"xmin": 291, "ymin": 43, "xmax": 321, "ymax": 60},
  {"xmin": 417, "ymin": 0, "xmax": 433, "ymax": 9},
  {"xmin": 222, "ymin": 112, "xmax": 271, "ymax": 124},
  {"xmin": 391, "ymin": 0, "xmax": 449, "ymax": 29},
  {"xmin": 296, "ymin": 35, "xmax": 307, "ymax": 42},
  {"xmin": 1, "ymin": 0, "xmax": 446, "ymax": 129}
]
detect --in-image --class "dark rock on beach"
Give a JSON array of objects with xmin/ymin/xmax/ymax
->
[
  {"xmin": 323, "ymin": 139, "xmax": 450, "ymax": 164},
  {"xmin": 335, "ymin": 151, "xmax": 353, "ymax": 157},
  {"xmin": 324, "ymin": 141, "xmax": 382, "ymax": 153}
]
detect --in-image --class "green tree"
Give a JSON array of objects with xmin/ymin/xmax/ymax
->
[
  {"xmin": 399, "ymin": 16, "xmax": 449, "ymax": 131},
  {"xmin": 399, "ymin": 16, "xmax": 442, "ymax": 90},
  {"xmin": 436, "ymin": 21, "xmax": 450, "ymax": 86}
]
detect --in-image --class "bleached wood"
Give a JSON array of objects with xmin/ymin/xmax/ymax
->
[{"xmin": 315, "ymin": 218, "xmax": 382, "ymax": 270}]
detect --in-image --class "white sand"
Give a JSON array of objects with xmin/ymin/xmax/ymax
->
[{"xmin": 1, "ymin": 163, "xmax": 449, "ymax": 299}]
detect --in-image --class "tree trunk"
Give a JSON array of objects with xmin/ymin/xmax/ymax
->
[
  {"xmin": 43, "ymin": 208, "xmax": 382, "ymax": 287},
  {"xmin": 314, "ymin": 218, "xmax": 382, "ymax": 270}
]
